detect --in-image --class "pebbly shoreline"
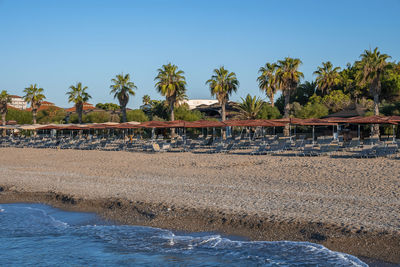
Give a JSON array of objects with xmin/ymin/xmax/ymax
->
[{"xmin": 0, "ymin": 148, "xmax": 399, "ymax": 263}]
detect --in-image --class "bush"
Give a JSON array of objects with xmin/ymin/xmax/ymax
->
[
  {"xmin": 6, "ymin": 109, "xmax": 33, "ymax": 124},
  {"xmin": 296, "ymin": 102, "xmax": 329, "ymax": 119},
  {"xmin": 380, "ymin": 101, "xmax": 400, "ymax": 116},
  {"xmin": 148, "ymin": 100, "xmax": 169, "ymax": 120},
  {"xmin": 258, "ymin": 104, "xmax": 281, "ymax": 119},
  {"xmin": 37, "ymin": 107, "xmax": 66, "ymax": 124},
  {"xmin": 84, "ymin": 111, "xmax": 110, "ymax": 123},
  {"xmin": 68, "ymin": 113, "xmax": 80, "ymax": 123},
  {"xmin": 96, "ymin": 103, "xmax": 120, "ymax": 111},
  {"xmin": 295, "ymin": 95, "xmax": 329, "ymax": 118},
  {"xmin": 126, "ymin": 109, "xmax": 149, "ymax": 122},
  {"xmin": 174, "ymin": 106, "xmax": 204, "ymax": 121},
  {"xmin": 322, "ymin": 90, "xmax": 351, "ymax": 112}
]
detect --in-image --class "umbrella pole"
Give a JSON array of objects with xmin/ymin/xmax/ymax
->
[
  {"xmin": 312, "ymin": 126, "xmax": 315, "ymax": 145},
  {"xmin": 370, "ymin": 124, "xmax": 373, "ymax": 138},
  {"xmin": 184, "ymin": 127, "xmax": 186, "ymax": 145},
  {"xmin": 393, "ymin": 125, "xmax": 395, "ymax": 143},
  {"xmin": 358, "ymin": 124, "xmax": 360, "ymax": 139}
]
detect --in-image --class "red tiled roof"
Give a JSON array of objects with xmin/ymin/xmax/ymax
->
[
  {"xmin": 41, "ymin": 101, "xmax": 55, "ymax": 105},
  {"xmin": 9, "ymin": 95, "xmax": 22, "ymax": 98},
  {"xmin": 65, "ymin": 102, "xmax": 96, "ymax": 112},
  {"xmin": 26, "ymin": 101, "xmax": 60, "ymax": 111}
]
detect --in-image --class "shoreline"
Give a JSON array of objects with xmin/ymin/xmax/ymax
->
[
  {"xmin": 0, "ymin": 148, "xmax": 399, "ymax": 264},
  {"xmin": 0, "ymin": 188, "xmax": 399, "ymax": 264}
]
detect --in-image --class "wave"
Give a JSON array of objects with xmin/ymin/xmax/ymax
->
[{"xmin": 0, "ymin": 204, "xmax": 368, "ymax": 266}]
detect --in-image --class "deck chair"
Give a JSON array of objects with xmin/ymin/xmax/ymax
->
[{"xmin": 151, "ymin": 143, "xmax": 165, "ymax": 152}]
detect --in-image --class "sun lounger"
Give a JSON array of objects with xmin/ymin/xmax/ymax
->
[
  {"xmin": 151, "ymin": 143, "xmax": 166, "ymax": 152},
  {"xmin": 250, "ymin": 144, "xmax": 268, "ymax": 155},
  {"xmin": 296, "ymin": 144, "xmax": 319, "ymax": 156}
]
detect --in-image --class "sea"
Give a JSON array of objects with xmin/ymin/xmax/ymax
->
[{"xmin": 0, "ymin": 203, "xmax": 368, "ymax": 266}]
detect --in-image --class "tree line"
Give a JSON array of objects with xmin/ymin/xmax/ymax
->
[{"xmin": 1, "ymin": 47, "xmax": 399, "ymax": 134}]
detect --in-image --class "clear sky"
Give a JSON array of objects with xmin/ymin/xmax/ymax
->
[{"xmin": 0, "ymin": 0, "xmax": 399, "ymax": 108}]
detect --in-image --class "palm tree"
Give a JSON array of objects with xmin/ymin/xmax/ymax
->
[
  {"xmin": 238, "ymin": 94, "xmax": 263, "ymax": 120},
  {"xmin": 23, "ymin": 84, "xmax": 46, "ymax": 124},
  {"xmin": 154, "ymin": 63, "xmax": 187, "ymax": 126},
  {"xmin": 314, "ymin": 61, "xmax": 341, "ymax": 96},
  {"xmin": 355, "ymin": 47, "xmax": 391, "ymax": 135},
  {"xmin": 0, "ymin": 90, "xmax": 11, "ymax": 125},
  {"xmin": 206, "ymin": 66, "xmax": 239, "ymax": 121},
  {"xmin": 0, "ymin": 90, "xmax": 11, "ymax": 136},
  {"xmin": 142, "ymin": 95, "xmax": 151, "ymax": 105},
  {"xmin": 257, "ymin": 63, "xmax": 278, "ymax": 107},
  {"xmin": 275, "ymin": 57, "xmax": 303, "ymax": 136},
  {"xmin": 175, "ymin": 89, "xmax": 188, "ymax": 107},
  {"xmin": 110, "ymin": 73, "xmax": 137, "ymax": 122},
  {"xmin": 66, "ymin": 82, "xmax": 91, "ymax": 124}
]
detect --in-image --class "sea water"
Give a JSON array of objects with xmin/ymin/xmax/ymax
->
[{"xmin": 0, "ymin": 203, "xmax": 367, "ymax": 266}]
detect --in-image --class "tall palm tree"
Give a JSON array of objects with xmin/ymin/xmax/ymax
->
[
  {"xmin": 110, "ymin": 73, "xmax": 137, "ymax": 122},
  {"xmin": 142, "ymin": 95, "xmax": 151, "ymax": 105},
  {"xmin": 23, "ymin": 84, "xmax": 46, "ymax": 124},
  {"xmin": 66, "ymin": 82, "xmax": 91, "ymax": 124},
  {"xmin": 0, "ymin": 90, "xmax": 11, "ymax": 125},
  {"xmin": 355, "ymin": 47, "xmax": 391, "ymax": 135},
  {"xmin": 238, "ymin": 94, "xmax": 263, "ymax": 120},
  {"xmin": 276, "ymin": 57, "xmax": 303, "ymax": 136},
  {"xmin": 206, "ymin": 66, "xmax": 239, "ymax": 121},
  {"xmin": 257, "ymin": 63, "xmax": 278, "ymax": 107},
  {"xmin": 313, "ymin": 61, "xmax": 341, "ymax": 96},
  {"xmin": 154, "ymin": 63, "xmax": 187, "ymax": 125}
]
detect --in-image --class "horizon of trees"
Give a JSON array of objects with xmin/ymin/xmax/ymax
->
[{"xmin": 2, "ymin": 47, "xmax": 400, "ymax": 131}]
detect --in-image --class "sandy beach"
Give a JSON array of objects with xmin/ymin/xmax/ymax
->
[{"xmin": 0, "ymin": 147, "xmax": 399, "ymax": 263}]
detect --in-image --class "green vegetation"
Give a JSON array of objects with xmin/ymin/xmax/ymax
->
[
  {"xmin": 0, "ymin": 90, "xmax": 11, "ymax": 126},
  {"xmin": 85, "ymin": 111, "xmax": 111, "ymax": 123},
  {"xmin": 3, "ymin": 46, "xmax": 400, "ymax": 127},
  {"xmin": 155, "ymin": 63, "xmax": 187, "ymax": 124},
  {"xmin": 110, "ymin": 73, "xmax": 137, "ymax": 122},
  {"xmin": 6, "ymin": 109, "xmax": 32, "ymax": 124},
  {"xmin": 258, "ymin": 104, "xmax": 281, "ymax": 120},
  {"xmin": 66, "ymin": 82, "xmax": 91, "ymax": 124},
  {"xmin": 238, "ymin": 94, "xmax": 263, "ymax": 120},
  {"xmin": 174, "ymin": 106, "xmax": 203, "ymax": 121},
  {"xmin": 258, "ymin": 63, "xmax": 278, "ymax": 106},
  {"xmin": 96, "ymin": 103, "xmax": 120, "ymax": 111},
  {"xmin": 314, "ymin": 61, "xmax": 341, "ymax": 96},
  {"xmin": 126, "ymin": 109, "xmax": 149, "ymax": 122},
  {"xmin": 142, "ymin": 95, "xmax": 151, "ymax": 105},
  {"xmin": 23, "ymin": 84, "xmax": 46, "ymax": 124},
  {"xmin": 206, "ymin": 66, "xmax": 239, "ymax": 121},
  {"xmin": 37, "ymin": 107, "xmax": 66, "ymax": 124},
  {"xmin": 321, "ymin": 90, "xmax": 352, "ymax": 113},
  {"xmin": 294, "ymin": 95, "xmax": 329, "ymax": 119}
]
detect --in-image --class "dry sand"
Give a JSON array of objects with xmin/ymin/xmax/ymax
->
[{"xmin": 0, "ymin": 147, "xmax": 399, "ymax": 263}]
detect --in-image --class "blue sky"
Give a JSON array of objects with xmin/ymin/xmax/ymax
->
[{"xmin": 0, "ymin": 0, "xmax": 399, "ymax": 108}]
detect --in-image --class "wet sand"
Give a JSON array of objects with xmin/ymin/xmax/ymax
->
[{"xmin": 0, "ymin": 148, "xmax": 399, "ymax": 263}]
